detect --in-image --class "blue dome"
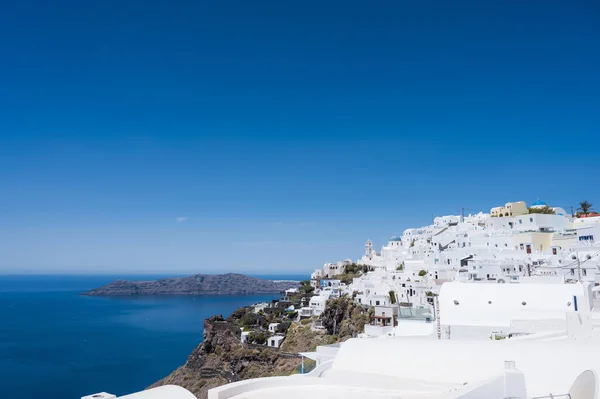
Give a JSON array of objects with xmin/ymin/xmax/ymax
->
[
  {"xmin": 389, "ymin": 235, "xmax": 402, "ymax": 241},
  {"xmin": 531, "ymin": 199, "xmax": 547, "ymax": 207}
]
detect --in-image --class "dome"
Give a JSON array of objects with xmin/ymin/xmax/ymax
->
[
  {"xmin": 531, "ymin": 199, "xmax": 547, "ymax": 208},
  {"xmin": 389, "ymin": 235, "xmax": 402, "ymax": 241}
]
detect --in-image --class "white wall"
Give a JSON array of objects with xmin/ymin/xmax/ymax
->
[
  {"xmin": 331, "ymin": 338, "xmax": 600, "ymax": 397},
  {"xmin": 439, "ymin": 282, "xmax": 588, "ymax": 327}
]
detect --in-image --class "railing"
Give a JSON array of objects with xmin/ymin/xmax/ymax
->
[
  {"xmin": 296, "ymin": 360, "xmax": 316, "ymax": 374},
  {"xmin": 398, "ymin": 306, "xmax": 435, "ymax": 320},
  {"xmin": 279, "ymin": 352, "xmax": 302, "ymax": 359},
  {"xmin": 531, "ymin": 394, "xmax": 571, "ymax": 399}
]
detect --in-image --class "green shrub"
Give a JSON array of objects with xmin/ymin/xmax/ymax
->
[
  {"xmin": 388, "ymin": 290, "xmax": 397, "ymax": 304},
  {"xmin": 248, "ymin": 331, "xmax": 268, "ymax": 345},
  {"xmin": 418, "ymin": 270, "xmax": 428, "ymax": 277},
  {"xmin": 286, "ymin": 310, "xmax": 298, "ymax": 319}
]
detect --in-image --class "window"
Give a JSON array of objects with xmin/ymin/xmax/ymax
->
[
  {"xmin": 505, "ymin": 243, "xmax": 508, "ymax": 247},
  {"xmin": 520, "ymin": 244, "xmax": 524, "ymax": 250},
  {"xmin": 376, "ymin": 300, "xmax": 380, "ymax": 306},
  {"xmin": 529, "ymin": 218, "xmax": 533, "ymax": 223},
  {"xmin": 552, "ymin": 248, "xmax": 557, "ymax": 255},
  {"xmin": 583, "ymin": 269, "xmax": 587, "ymax": 276},
  {"xmin": 571, "ymin": 269, "xmax": 575, "ymax": 276},
  {"xmin": 519, "ymin": 219, "xmax": 523, "ymax": 224}
]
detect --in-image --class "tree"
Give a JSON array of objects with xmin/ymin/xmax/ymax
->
[
  {"xmin": 577, "ymin": 201, "xmax": 594, "ymax": 216},
  {"xmin": 418, "ymin": 270, "xmax": 428, "ymax": 277},
  {"xmin": 388, "ymin": 290, "xmax": 397, "ymax": 304},
  {"xmin": 248, "ymin": 331, "xmax": 268, "ymax": 345},
  {"xmin": 338, "ymin": 274, "xmax": 354, "ymax": 284},
  {"xmin": 396, "ymin": 262, "xmax": 404, "ymax": 271},
  {"xmin": 410, "ymin": 239, "xmax": 415, "ymax": 248},
  {"xmin": 299, "ymin": 280, "xmax": 314, "ymax": 295}
]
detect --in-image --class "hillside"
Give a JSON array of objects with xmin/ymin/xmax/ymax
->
[
  {"xmin": 149, "ymin": 297, "xmax": 370, "ymax": 399},
  {"xmin": 80, "ymin": 273, "xmax": 299, "ymax": 296}
]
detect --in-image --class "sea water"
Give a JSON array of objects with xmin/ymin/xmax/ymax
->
[{"xmin": 0, "ymin": 274, "xmax": 305, "ymax": 399}]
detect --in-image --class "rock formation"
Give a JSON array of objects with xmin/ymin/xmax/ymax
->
[
  {"xmin": 149, "ymin": 298, "xmax": 370, "ymax": 399},
  {"xmin": 81, "ymin": 273, "xmax": 299, "ymax": 296}
]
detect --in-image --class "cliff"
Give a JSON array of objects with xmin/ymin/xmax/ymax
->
[
  {"xmin": 149, "ymin": 296, "xmax": 370, "ymax": 399},
  {"xmin": 80, "ymin": 273, "xmax": 299, "ymax": 296}
]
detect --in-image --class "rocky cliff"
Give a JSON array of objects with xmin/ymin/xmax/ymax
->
[
  {"xmin": 81, "ymin": 273, "xmax": 299, "ymax": 296},
  {"xmin": 149, "ymin": 297, "xmax": 370, "ymax": 399}
]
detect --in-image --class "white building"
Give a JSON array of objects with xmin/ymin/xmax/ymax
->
[
  {"xmin": 268, "ymin": 323, "xmax": 280, "ymax": 334},
  {"xmin": 240, "ymin": 330, "xmax": 250, "ymax": 344},
  {"xmin": 267, "ymin": 335, "xmax": 284, "ymax": 348},
  {"xmin": 308, "ymin": 295, "xmax": 327, "ymax": 316},
  {"xmin": 438, "ymin": 281, "xmax": 592, "ymax": 338}
]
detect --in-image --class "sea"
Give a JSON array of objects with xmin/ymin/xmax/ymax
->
[{"xmin": 0, "ymin": 274, "xmax": 306, "ymax": 399}]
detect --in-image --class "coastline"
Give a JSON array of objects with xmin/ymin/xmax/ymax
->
[{"xmin": 0, "ymin": 275, "xmax": 293, "ymax": 399}]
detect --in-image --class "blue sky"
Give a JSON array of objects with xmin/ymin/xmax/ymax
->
[{"xmin": 1, "ymin": 1, "xmax": 599, "ymax": 274}]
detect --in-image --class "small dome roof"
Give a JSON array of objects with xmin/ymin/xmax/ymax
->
[
  {"xmin": 389, "ymin": 235, "xmax": 402, "ymax": 241},
  {"xmin": 531, "ymin": 199, "xmax": 547, "ymax": 207}
]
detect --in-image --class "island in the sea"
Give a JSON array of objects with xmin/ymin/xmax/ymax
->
[{"xmin": 80, "ymin": 273, "xmax": 299, "ymax": 296}]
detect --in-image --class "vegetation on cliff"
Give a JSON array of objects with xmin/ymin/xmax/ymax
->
[
  {"xmin": 320, "ymin": 296, "xmax": 372, "ymax": 337},
  {"xmin": 150, "ymin": 295, "xmax": 370, "ymax": 399},
  {"xmin": 331, "ymin": 263, "xmax": 373, "ymax": 284}
]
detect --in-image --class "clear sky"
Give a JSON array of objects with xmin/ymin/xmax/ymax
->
[{"xmin": 1, "ymin": 1, "xmax": 599, "ymax": 275}]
